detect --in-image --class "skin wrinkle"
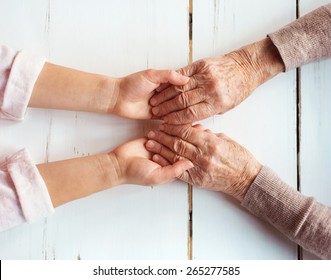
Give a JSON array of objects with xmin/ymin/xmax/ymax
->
[
  {"xmin": 147, "ymin": 125, "xmax": 262, "ymax": 202},
  {"xmin": 152, "ymin": 38, "xmax": 284, "ymax": 124}
]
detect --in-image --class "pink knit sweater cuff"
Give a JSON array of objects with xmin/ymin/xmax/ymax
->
[{"xmin": 0, "ymin": 47, "xmax": 45, "ymax": 120}]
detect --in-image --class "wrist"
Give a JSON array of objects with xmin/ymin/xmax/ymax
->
[
  {"xmin": 228, "ymin": 37, "xmax": 285, "ymax": 91},
  {"xmin": 107, "ymin": 151, "xmax": 125, "ymax": 186},
  {"xmin": 234, "ymin": 161, "xmax": 262, "ymax": 202},
  {"xmin": 38, "ymin": 153, "xmax": 122, "ymax": 207},
  {"xmin": 97, "ymin": 76, "xmax": 120, "ymax": 114}
]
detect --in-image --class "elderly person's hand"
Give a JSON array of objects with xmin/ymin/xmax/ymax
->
[
  {"xmin": 145, "ymin": 124, "xmax": 262, "ymax": 201},
  {"xmin": 111, "ymin": 69, "xmax": 189, "ymax": 119},
  {"xmin": 150, "ymin": 38, "xmax": 284, "ymax": 124}
]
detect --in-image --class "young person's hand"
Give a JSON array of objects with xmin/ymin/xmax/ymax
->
[
  {"xmin": 111, "ymin": 138, "xmax": 193, "ymax": 186},
  {"xmin": 111, "ymin": 70, "xmax": 189, "ymax": 119}
]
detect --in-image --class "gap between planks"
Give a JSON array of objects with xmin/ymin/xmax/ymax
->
[
  {"xmin": 296, "ymin": 0, "xmax": 303, "ymax": 261},
  {"xmin": 187, "ymin": 0, "xmax": 193, "ymax": 260}
]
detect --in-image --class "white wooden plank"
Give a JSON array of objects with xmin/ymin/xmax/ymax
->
[
  {"xmin": 0, "ymin": 0, "xmax": 51, "ymax": 259},
  {"xmin": 192, "ymin": 0, "xmax": 297, "ymax": 259},
  {"xmin": 300, "ymin": 0, "xmax": 331, "ymax": 260},
  {"xmin": 0, "ymin": 0, "xmax": 190, "ymax": 259},
  {"xmin": 41, "ymin": 0, "xmax": 190, "ymax": 259}
]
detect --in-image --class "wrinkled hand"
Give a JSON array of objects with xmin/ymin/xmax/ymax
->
[
  {"xmin": 111, "ymin": 69, "xmax": 189, "ymax": 119},
  {"xmin": 145, "ymin": 124, "xmax": 262, "ymax": 201},
  {"xmin": 150, "ymin": 38, "xmax": 284, "ymax": 124},
  {"xmin": 111, "ymin": 138, "xmax": 193, "ymax": 186}
]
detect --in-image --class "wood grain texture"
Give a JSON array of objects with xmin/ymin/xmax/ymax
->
[
  {"xmin": 1, "ymin": 0, "xmax": 328, "ymax": 260},
  {"xmin": 191, "ymin": 0, "xmax": 297, "ymax": 259},
  {"xmin": 0, "ymin": 0, "xmax": 51, "ymax": 259},
  {"xmin": 0, "ymin": 0, "xmax": 190, "ymax": 259},
  {"xmin": 300, "ymin": 0, "xmax": 331, "ymax": 260}
]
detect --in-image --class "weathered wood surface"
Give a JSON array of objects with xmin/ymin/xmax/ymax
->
[
  {"xmin": 192, "ymin": 0, "xmax": 297, "ymax": 259},
  {"xmin": 300, "ymin": 0, "xmax": 331, "ymax": 260},
  {"xmin": 0, "ymin": 0, "xmax": 329, "ymax": 259}
]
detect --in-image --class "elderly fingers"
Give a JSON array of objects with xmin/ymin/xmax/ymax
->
[
  {"xmin": 147, "ymin": 144, "xmax": 192, "ymax": 183},
  {"xmin": 147, "ymin": 131, "xmax": 197, "ymax": 161},
  {"xmin": 162, "ymin": 102, "xmax": 215, "ymax": 124},
  {"xmin": 152, "ymin": 88, "xmax": 206, "ymax": 117},
  {"xmin": 150, "ymin": 85, "xmax": 182, "ymax": 106},
  {"xmin": 146, "ymin": 139, "xmax": 184, "ymax": 163},
  {"xmin": 158, "ymin": 123, "xmax": 206, "ymax": 147}
]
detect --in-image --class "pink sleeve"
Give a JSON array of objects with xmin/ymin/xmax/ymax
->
[
  {"xmin": 0, "ymin": 149, "xmax": 54, "ymax": 232},
  {"xmin": 0, "ymin": 45, "xmax": 45, "ymax": 120}
]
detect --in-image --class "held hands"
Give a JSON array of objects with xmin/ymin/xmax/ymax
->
[
  {"xmin": 145, "ymin": 124, "xmax": 262, "ymax": 201},
  {"xmin": 150, "ymin": 55, "xmax": 253, "ymax": 124},
  {"xmin": 104, "ymin": 38, "xmax": 283, "ymax": 189},
  {"xmin": 150, "ymin": 38, "xmax": 284, "ymax": 124},
  {"xmin": 110, "ymin": 138, "xmax": 193, "ymax": 186},
  {"xmin": 110, "ymin": 69, "xmax": 189, "ymax": 119}
]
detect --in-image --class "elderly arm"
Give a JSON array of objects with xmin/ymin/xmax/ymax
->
[
  {"xmin": 146, "ymin": 124, "xmax": 331, "ymax": 259},
  {"xmin": 151, "ymin": 4, "xmax": 331, "ymax": 124}
]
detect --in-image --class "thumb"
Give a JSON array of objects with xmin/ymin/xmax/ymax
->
[
  {"xmin": 146, "ymin": 69, "xmax": 189, "ymax": 86},
  {"xmin": 151, "ymin": 160, "xmax": 193, "ymax": 185}
]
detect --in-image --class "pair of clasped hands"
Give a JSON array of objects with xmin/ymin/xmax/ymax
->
[{"xmin": 106, "ymin": 38, "xmax": 283, "ymax": 202}]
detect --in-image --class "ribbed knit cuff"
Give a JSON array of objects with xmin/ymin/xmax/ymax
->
[
  {"xmin": 268, "ymin": 4, "xmax": 331, "ymax": 71},
  {"xmin": 242, "ymin": 166, "xmax": 331, "ymax": 259},
  {"xmin": 242, "ymin": 166, "xmax": 312, "ymax": 236}
]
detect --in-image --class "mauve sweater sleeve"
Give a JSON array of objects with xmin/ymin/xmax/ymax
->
[
  {"xmin": 268, "ymin": 4, "xmax": 331, "ymax": 71},
  {"xmin": 0, "ymin": 45, "xmax": 53, "ymax": 232},
  {"xmin": 242, "ymin": 166, "xmax": 331, "ymax": 259}
]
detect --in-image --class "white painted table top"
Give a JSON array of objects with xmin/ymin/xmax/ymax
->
[{"xmin": 0, "ymin": 0, "xmax": 330, "ymax": 260}]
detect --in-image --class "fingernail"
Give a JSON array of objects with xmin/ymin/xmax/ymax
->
[
  {"xmin": 152, "ymin": 107, "xmax": 159, "ymax": 116},
  {"xmin": 146, "ymin": 140, "xmax": 155, "ymax": 148},
  {"xmin": 147, "ymin": 131, "xmax": 156, "ymax": 139},
  {"xmin": 152, "ymin": 154, "xmax": 159, "ymax": 161},
  {"xmin": 150, "ymin": 98, "xmax": 156, "ymax": 106}
]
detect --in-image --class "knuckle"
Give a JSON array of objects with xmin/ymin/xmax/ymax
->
[
  {"xmin": 198, "ymin": 59, "xmax": 209, "ymax": 69},
  {"xmin": 171, "ymin": 153, "xmax": 181, "ymax": 163},
  {"xmin": 183, "ymin": 76, "xmax": 197, "ymax": 92},
  {"xmin": 173, "ymin": 111, "xmax": 184, "ymax": 124},
  {"xmin": 177, "ymin": 93, "xmax": 189, "ymax": 108},
  {"xmin": 173, "ymin": 138, "xmax": 186, "ymax": 155},
  {"xmin": 179, "ymin": 126, "xmax": 192, "ymax": 140},
  {"xmin": 187, "ymin": 106, "xmax": 199, "ymax": 122}
]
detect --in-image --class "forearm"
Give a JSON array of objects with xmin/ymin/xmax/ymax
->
[
  {"xmin": 227, "ymin": 37, "xmax": 285, "ymax": 92},
  {"xmin": 29, "ymin": 63, "xmax": 118, "ymax": 113},
  {"xmin": 242, "ymin": 166, "xmax": 331, "ymax": 260},
  {"xmin": 37, "ymin": 152, "xmax": 120, "ymax": 207}
]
